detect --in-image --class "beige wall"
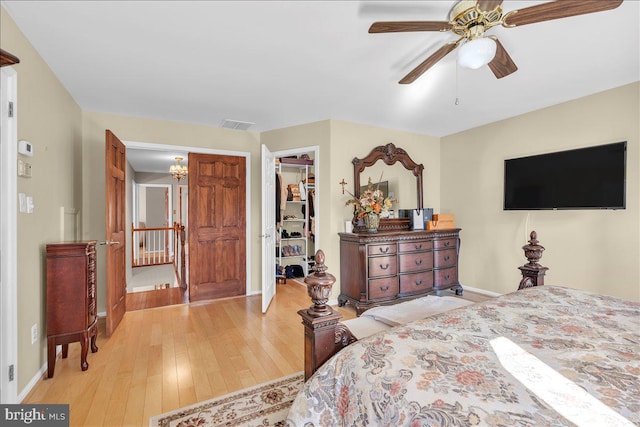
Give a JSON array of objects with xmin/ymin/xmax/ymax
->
[
  {"xmin": 327, "ymin": 120, "xmax": 440, "ymax": 298},
  {"xmin": 81, "ymin": 111, "xmax": 262, "ymax": 311},
  {"xmin": 441, "ymin": 82, "xmax": 640, "ymax": 300},
  {"xmin": 1, "ymin": 7, "xmax": 83, "ymax": 392},
  {"xmin": 262, "ymin": 120, "xmax": 441, "ymax": 299},
  {"xmin": 260, "ymin": 120, "xmax": 331, "ymax": 282}
]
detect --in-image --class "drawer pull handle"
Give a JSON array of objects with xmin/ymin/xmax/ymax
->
[
  {"xmin": 380, "ymin": 285, "xmax": 390, "ymax": 292},
  {"xmin": 415, "ymin": 280, "xmax": 423, "ymax": 286},
  {"xmin": 444, "ymin": 274, "xmax": 450, "ymax": 280},
  {"xmin": 444, "ymin": 241, "xmax": 450, "ymax": 247},
  {"xmin": 379, "ymin": 247, "xmax": 389, "ymax": 254},
  {"xmin": 414, "ymin": 259, "xmax": 423, "ymax": 265},
  {"xmin": 444, "ymin": 255, "xmax": 450, "ymax": 261},
  {"xmin": 415, "ymin": 244, "xmax": 422, "ymax": 250},
  {"xmin": 380, "ymin": 263, "xmax": 390, "ymax": 270}
]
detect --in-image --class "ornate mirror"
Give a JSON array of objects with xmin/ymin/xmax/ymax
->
[{"xmin": 352, "ymin": 143, "xmax": 424, "ymax": 232}]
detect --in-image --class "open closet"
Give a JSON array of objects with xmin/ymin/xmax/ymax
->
[{"xmin": 276, "ymin": 156, "xmax": 316, "ymax": 280}]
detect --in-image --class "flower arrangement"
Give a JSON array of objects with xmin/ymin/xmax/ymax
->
[{"xmin": 345, "ymin": 176, "xmax": 395, "ymax": 219}]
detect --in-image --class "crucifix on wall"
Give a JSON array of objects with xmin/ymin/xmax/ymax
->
[{"xmin": 339, "ymin": 179, "xmax": 348, "ymax": 194}]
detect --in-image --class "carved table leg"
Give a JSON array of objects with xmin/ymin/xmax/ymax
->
[
  {"xmin": 90, "ymin": 323, "xmax": 99, "ymax": 353},
  {"xmin": 80, "ymin": 333, "xmax": 89, "ymax": 371}
]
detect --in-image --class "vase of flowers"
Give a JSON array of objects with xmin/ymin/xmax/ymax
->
[
  {"xmin": 363, "ymin": 212, "xmax": 380, "ymax": 232},
  {"xmin": 345, "ymin": 177, "xmax": 395, "ymax": 233}
]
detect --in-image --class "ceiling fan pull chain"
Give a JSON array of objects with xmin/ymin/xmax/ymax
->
[{"xmin": 454, "ymin": 60, "xmax": 460, "ymax": 106}]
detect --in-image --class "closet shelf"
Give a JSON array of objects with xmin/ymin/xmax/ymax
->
[{"xmin": 278, "ymin": 237, "xmax": 307, "ymax": 242}]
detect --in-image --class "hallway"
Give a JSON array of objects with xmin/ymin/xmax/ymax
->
[
  {"xmin": 127, "ymin": 264, "xmax": 187, "ymax": 311},
  {"xmin": 129, "ymin": 264, "xmax": 179, "ymax": 293}
]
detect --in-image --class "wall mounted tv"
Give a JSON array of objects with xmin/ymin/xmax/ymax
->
[{"xmin": 504, "ymin": 142, "xmax": 626, "ymax": 210}]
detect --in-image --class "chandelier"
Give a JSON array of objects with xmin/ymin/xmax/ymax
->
[{"xmin": 170, "ymin": 157, "xmax": 188, "ymax": 182}]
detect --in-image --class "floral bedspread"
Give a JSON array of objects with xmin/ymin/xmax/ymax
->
[{"xmin": 286, "ymin": 286, "xmax": 640, "ymax": 427}]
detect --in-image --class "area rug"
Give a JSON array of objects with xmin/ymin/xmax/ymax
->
[{"xmin": 149, "ymin": 372, "xmax": 303, "ymax": 427}]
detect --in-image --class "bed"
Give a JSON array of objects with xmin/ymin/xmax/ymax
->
[{"xmin": 288, "ymin": 235, "xmax": 640, "ymax": 426}]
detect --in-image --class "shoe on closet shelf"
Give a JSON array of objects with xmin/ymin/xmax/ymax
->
[{"xmin": 281, "ymin": 230, "xmax": 290, "ymax": 239}]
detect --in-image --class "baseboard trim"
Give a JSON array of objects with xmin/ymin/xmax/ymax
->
[
  {"xmin": 462, "ymin": 285, "xmax": 502, "ymax": 298},
  {"xmin": 18, "ymin": 345, "xmax": 61, "ymax": 403}
]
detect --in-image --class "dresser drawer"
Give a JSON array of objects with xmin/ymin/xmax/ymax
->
[
  {"xmin": 434, "ymin": 238, "xmax": 457, "ymax": 250},
  {"xmin": 368, "ymin": 277, "xmax": 399, "ymax": 301},
  {"xmin": 367, "ymin": 243, "xmax": 397, "ymax": 256},
  {"xmin": 434, "ymin": 266, "xmax": 458, "ymax": 286},
  {"xmin": 434, "ymin": 248, "xmax": 457, "ymax": 268},
  {"xmin": 398, "ymin": 240, "xmax": 433, "ymax": 253},
  {"xmin": 368, "ymin": 256, "xmax": 397, "ymax": 277},
  {"xmin": 399, "ymin": 271, "xmax": 434, "ymax": 294},
  {"xmin": 398, "ymin": 251, "xmax": 433, "ymax": 273}
]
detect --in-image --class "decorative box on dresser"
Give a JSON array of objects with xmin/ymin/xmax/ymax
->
[
  {"xmin": 338, "ymin": 229, "xmax": 462, "ymax": 315},
  {"xmin": 46, "ymin": 241, "xmax": 99, "ymax": 378}
]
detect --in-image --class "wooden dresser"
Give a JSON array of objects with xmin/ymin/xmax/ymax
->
[
  {"xmin": 46, "ymin": 241, "xmax": 99, "ymax": 378},
  {"xmin": 338, "ymin": 229, "xmax": 462, "ymax": 314}
]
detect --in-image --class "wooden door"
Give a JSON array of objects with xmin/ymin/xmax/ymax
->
[
  {"xmin": 105, "ymin": 130, "xmax": 126, "ymax": 336},
  {"xmin": 261, "ymin": 145, "xmax": 276, "ymax": 312},
  {"xmin": 188, "ymin": 153, "xmax": 246, "ymax": 301}
]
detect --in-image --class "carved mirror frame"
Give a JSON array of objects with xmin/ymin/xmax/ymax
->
[{"xmin": 352, "ymin": 143, "xmax": 424, "ymax": 232}]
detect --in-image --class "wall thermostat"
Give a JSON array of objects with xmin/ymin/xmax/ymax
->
[{"xmin": 18, "ymin": 140, "xmax": 33, "ymax": 156}]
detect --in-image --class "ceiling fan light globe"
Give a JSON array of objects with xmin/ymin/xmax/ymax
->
[{"xmin": 458, "ymin": 37, "xmax": 497, "ymax": 69}]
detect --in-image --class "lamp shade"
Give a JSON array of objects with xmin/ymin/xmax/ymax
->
[{"xmin": 458, "ymin": 37, "xmax": 497, "ymax": 69}]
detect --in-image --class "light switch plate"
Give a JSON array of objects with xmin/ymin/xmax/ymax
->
[
  {"xmin": 18, "ymin": 193, "xmax": 27, "ymax": 213},
  {"xmin": 26, "ymin": 196, "xmax": 34, "ymax": 214}
]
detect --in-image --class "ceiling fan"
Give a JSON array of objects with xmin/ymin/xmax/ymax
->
[{"xmin": 369, "ymin": 0, "xmax": 623, "ymax": 84}]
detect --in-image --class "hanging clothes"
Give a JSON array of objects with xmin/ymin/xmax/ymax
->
[
  {"xmin": 275, "ymin": 172, "xmax": 282, "ymax": 224},
  {"xmin": 277, "ymin": 172, "xmax": 287, "ymax": 226},
  {"xmin": 308, "ymin": 189, "xmax": 315, "ymax": 241}
]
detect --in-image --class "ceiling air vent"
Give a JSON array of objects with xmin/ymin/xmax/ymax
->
[{"xmin": 220, "ymin": 119, "xmax": 255, "ymax": 131}]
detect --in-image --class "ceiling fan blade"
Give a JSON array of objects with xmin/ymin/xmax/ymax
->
[
  {"xmin": 369, "ymin": 21, "xmax": 452, "ymax": 33},
  {"xmin": 503, "ymin": 0, "xmax": 623, "ymax": 27},
  {"xmin": 487, "ymin": 37, "xmax": 518, "ymax": 79},
  {"xmin": 399, "ymin": 41, "xmax": 459, "ymax": 84},
  {"xmin": 477, "ymin": 0, "xmax": 503, "ymax": 13}
]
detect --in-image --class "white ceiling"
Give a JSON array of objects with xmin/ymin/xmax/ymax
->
[{"xmin": 3, "ymin": 1, "xmax": 639, "ymax": 171}]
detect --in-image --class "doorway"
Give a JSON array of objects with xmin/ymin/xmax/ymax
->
[
  {"xmin": 120, "ymin": 140, "xmax": 251, "ymax": 312},
  {"xmin": 0, "ymin": 65, "xmax": 18, "ymax": 403},
  {"xmin": 261, "ymin": 145, "xmax": 319, "ymax": 313},
  {"xmin": 130, "ymin": 183, "xmax": 177, "ymax": 294}
]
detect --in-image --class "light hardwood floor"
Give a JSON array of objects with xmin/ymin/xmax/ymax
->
[{"xmin": 23, "ymin": 282, "xmax": 490, "ymax": 426}]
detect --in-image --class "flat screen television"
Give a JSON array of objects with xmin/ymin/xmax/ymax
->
[{"xmin": 504, "ymin": 142, "xmax": 626, "ymax": 210}]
